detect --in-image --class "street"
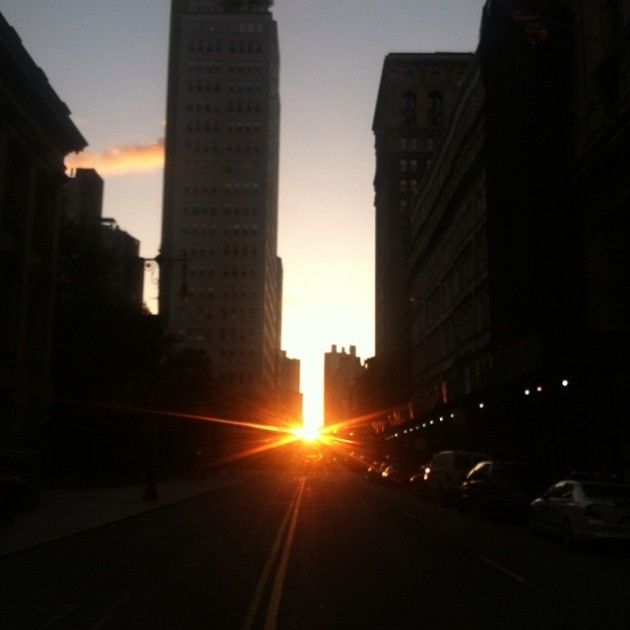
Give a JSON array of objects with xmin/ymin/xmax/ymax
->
[{"xmin": 2, "ymin": 465, "xmax": 630, "ymax": 629}]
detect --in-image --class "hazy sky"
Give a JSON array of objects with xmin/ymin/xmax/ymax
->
[{"xmin": 2, "ymin": 0, "xmax": 486, "ymax": 424}]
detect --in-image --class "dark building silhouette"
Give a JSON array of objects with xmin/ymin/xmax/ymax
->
[
  {"xmin": 324, "ymin": 345, "xmax": 363, "ymax": 427},
  {"xmin": 0, "ymin": 12, "xmax": 86, "ymax": 456},
  {"xmin": 99, "ymin": 218, "xmax": 144, "ymax": 310},
  {"xmin": 61, "ymin": 168, "xmax": 104, "ymax": 225},
  {"xmin": 60, "ymin": 169, "xmax": 144, "ymax": 311},
  {"xmin": 276, "ymin": 351, "xmax": 302, "ymax": 425},
  {"xmin": 372, "ymin": 53, "xmax": 474, "ymax": 409},
  {"xmin": 383, "ymin": 0, "xmax": 630, "ymax": 477},
  {"xmin": 408, "ymin": 64, "xmax": 488, "ymax": 429},
  {"xmin": 568, "ymin": 0, "xmax": 630, "ymax": 475},
  {"xmin": 161, "ymin": 0, "xmax": 282, "ymax": 419}
]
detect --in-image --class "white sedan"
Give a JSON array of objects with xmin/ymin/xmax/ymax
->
[{"xmin": 530, "ymin": 480, "xmax": 630, "ymax": 546}]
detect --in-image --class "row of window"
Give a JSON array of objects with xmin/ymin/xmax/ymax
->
[
  {"xmin": 186, "ymin": 103, "xmax": 221, "ymax": 113},
  {"xmin": 182, "ymin": 185, "xmax": 260, "ymax": 195},
  {"xmin": 400, "ymin": 179, "xmax": 420, "ymax": 193},
  {"xmin": 186, "ymin": 121, "xmax": 220, "ymax": 133},
  {"xmin": 187, "ymin": 62, "xmax": 224, "ymax": 74},
  {"xmin": 220, "ymin": 372, "xmax": 255, "ymax": 386},
  {"xmin": 398, "ymin": 137, "xmax": 436, "ymax": 151},
  {"xmin": 185, "ymin": 272, "xmax": 257, "ymax": 295},
  {"xmin": 226, "ymin": 122, "xmax": 263, "ymax": 133},
  {"xmin": 220, "ymin": 306, "xmax": 257, "ymax": 318},
  {"xmin": 187, "ymin": 15, "xmax": 265, "ymax": 35},
  {"xmin": 186, "ymin": 80, "xmax": 263, "ymax": 94},
  {"xmin": 188, "ymin": 41, "xmax": 263, "ymax": 54},
  {"xmin": 223, "ymin": 244, "xmax": 258, "ymax": 257},
  {"xmin": 184, "ymin": 121, "xmax": 264, "ymax": 134},
  {"xmin": 187, "ymin": 81, "xmax": 222, "ymax": 93},
  {"xmin": 186, "ymin": 61, "xmax": 263, "ymax": 74},
  {"xmin": 182, "ymin": 224, "xmax": 260, "ymax": 236},
  {"xmin": 400, "ymin": 159, "xmax": 419, "ymax": 172},
  {"xmin": 182, "ymin": 206, "xmax": 258, "ymax": 216},
  {"xmin": 227, "ymin": 101, "xmax": 262, "ymax": 113},
  {"xmin": 228, "ymin": 81, "xmax": 263, "ymax": 93},
  {"xmin": 183, "ymin": 143, "xmax": 262, "ymax": 155}
]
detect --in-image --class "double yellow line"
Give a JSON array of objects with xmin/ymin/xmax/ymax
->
[{"xmin": 243, "ymin": 476, "xmax": 307, "ymax": 630}]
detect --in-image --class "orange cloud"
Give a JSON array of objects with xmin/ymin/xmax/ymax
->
[{"xmin": 66, "ymin": 139, "xmax": 165, "ymax": 176}]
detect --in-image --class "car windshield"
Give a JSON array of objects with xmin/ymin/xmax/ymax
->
[{"xmin": 582, "ymin": 484, "xmax": 630, "ymax": 499}]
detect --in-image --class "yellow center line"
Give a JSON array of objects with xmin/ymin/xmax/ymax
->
[
  {"xmin": 263, "ymin": 476, "xmax": 306, "ymax": 630},
  {"xmin": 241, "ymin": 480, "xmax": 302, "ymax": 630}
]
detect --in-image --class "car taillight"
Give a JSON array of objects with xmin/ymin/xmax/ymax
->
[{"xmin": 585, "ymin": 504, "xmax": 603, "ymax": 519}]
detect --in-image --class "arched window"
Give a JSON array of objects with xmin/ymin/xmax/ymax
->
[
  {"xmin": 428, "ymin": 91, "xmax": 443, "ymax": 125},
  {"xmin": 401, "ymin": 90, "xmax": 417, "ymax": 123}
]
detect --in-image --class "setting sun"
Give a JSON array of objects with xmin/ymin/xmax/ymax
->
[{"xmin": 292, "ymin": 425, "xmax": 322, "ymax": 443}]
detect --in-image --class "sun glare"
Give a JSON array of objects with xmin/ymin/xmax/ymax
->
[{"xmin": 292, "ymin": 425, "xmax": 321, "ymax": 443}]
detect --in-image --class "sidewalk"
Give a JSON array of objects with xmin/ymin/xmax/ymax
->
[{"xmin": 0, "ymin": 475, "xmax": 244, "ymax": 558}]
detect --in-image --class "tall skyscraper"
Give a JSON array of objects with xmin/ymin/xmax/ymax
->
[{"xmin": 161, "ymin": 0, "xmax": 282, "ymax": 417}]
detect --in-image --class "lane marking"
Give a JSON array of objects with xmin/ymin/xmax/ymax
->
[
  {"xmin": 242, "ymin": 483, "xmax": 301, "ymax": 630},
  {"xmin": 264, "ymin": 477, "xmax": 306, "ymax": 630},
  {"xmin": 478, "ymin": 554, "xmax": 527, "ymax": 584},
  {"xmin": 90, "ymin": 593, "xmax": 131, "ymax": 630},
  {"xmin": 40, "ymin": 604, "xmax": 80, "ymax": 628}
]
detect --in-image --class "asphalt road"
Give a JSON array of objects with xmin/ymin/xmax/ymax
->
[{"xmin": 2, "ymin": 464, "xmax": 630, "ymax": 629}]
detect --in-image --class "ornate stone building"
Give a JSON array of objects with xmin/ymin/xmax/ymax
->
[{"xmin": 0, "ymin": 12, "xmax": 86, "ymax": 455}]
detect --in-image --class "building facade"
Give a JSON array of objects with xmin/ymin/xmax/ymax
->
[
  {"xmin": 382, "ymin": 0, "xmax": 630, "ymax": 477},
  {"xmin": 409, "ymin": 66, "xmax": 489, "ymax": 423},
  {"xmin": 161, "ymin": 0, "xmax": 282, "ymax": 417},
  {"xmin": 372, "ymin": 52, "xmax": 474, "ymax": 408},
  {"xmin": 0, "ymin": 12, "xmax": 86, "ymax": 453}
]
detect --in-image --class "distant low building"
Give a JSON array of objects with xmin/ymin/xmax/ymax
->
[
  {"xmin": 0, "ymin": 12, "xmax": 86, "ymax": 455},
  {"xmin": 276, "ymin": 351, "xmax": 302, "ymax": 425},
  {"xmin": 324, "ymin": 345, "xmax": 363, "ymax": 427}
]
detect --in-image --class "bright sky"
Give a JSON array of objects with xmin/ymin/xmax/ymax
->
[{"xmin": 2, "ymin": 0, "xmax": 485, "ymax": 426}]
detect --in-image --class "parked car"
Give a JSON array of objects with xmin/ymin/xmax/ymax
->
[
  {"xmin": 530, "ymin": 479, "xmax": 630, "ymax": 546},
  {"xmin": 459, "ymin": 460, "xmax": 542, "ymax": 515},
  {"xmin": 423, "ymin": 450, "xmax": 490, "ymax": 502}
]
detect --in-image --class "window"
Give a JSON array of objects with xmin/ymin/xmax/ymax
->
[
  {"xmin": 400, "ymin": 90, "xmax": 417, "ymax": 123},
  {"xmin": 428, "ymin": 91, "xmax": 443, "ymax": 125}
]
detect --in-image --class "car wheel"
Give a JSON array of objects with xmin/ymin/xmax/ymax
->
[{"xmin": 560, "ymin": 518, "xmax": 574, "ymax": 548}]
